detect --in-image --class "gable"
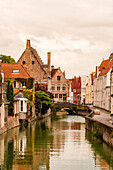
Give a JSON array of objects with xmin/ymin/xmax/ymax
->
[
  {"xmin": 17, "ymin": 45, "xmax": 48, "ymax": 82},
  {"xmin": 51, "ymin": 68, "xmax": 67, "ymax": 83}
]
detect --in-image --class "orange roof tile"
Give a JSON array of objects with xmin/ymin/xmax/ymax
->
[
  {"xmin": 104, "ymin": 59, "xmax": 113, "ymax": 74},
  {"xmin": 1, "ymin": 63, "xmax": 33, "ymax": 79},
  {"xmin": 99, "ymin": 59, "xmax": 109, "ymax": 71},
  {"xmin": 99, "ymin": 59, "xmax": 113, "ymax": 76}
]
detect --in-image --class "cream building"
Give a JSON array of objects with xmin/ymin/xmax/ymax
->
[
  {"xmin": 81, "ymin": 76, "xmax": 88, "ymax": 104},
  {"xmin": 51, "ymin": 67, "xmax": 68, "ymax": 102},
  {"xmin": 86, "ymin": 72, "xmax": 94, "ymax": 105}
]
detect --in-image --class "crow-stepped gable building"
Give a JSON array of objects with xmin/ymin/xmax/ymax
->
[{"xmin": 17, "ymin": 40, "xmax": 51, "ymax": 91}]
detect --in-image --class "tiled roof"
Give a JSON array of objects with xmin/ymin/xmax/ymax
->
[
  {"xmin": 51, "ymin": 69, "xmax": 58, "ymax": 77},
  {"xmin": 104, "ymin": 59, "xmax": 113, "ymax": 75},
  {"xmin": 99, "ymin": 59, "xmax": 109, "ymax": 71},
  {"xmin": 1, "ymin": 63, "xmax": 33, "ymax": 79},
  {"xmin": 14, "ymin": 92, "xmax": 27, "ymax": 100},
  {"xmin": 99, "ymin": 59, "xmax": 113, "ymax": 76}
]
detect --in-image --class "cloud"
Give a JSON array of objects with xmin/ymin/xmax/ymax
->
[{"xmin": 0, "ymin": 0, "xmax": 113, "ymax": 78}]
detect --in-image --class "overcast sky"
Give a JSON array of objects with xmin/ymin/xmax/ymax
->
[{"xmin": 0, "ymin": 0, "xmax": 113, "ymax": 78}]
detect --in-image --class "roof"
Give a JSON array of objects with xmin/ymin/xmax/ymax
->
[
  {"xmin": 99, "ymin": 58, "xmax": 113, "ymax": 76},
  {"xmin": 99, "ymin": 59, "xmax": 109, "ymax": 71},
  {"xmin": 14, "ymin": 92, "xmax": 27, "ymax": 100},
  {"xmin": 51, "ymin": 68, "xmax": 58, "ymax": 77},
  {"xmin": 1, "ymin": 63, "xmax": 33, "ymax": 79},
  {"xmin": 17, "ymin": 40, "xmax": 47, "ymax": 75}
]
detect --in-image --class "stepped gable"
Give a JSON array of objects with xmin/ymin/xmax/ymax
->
[
  {"xmin": 1, "ymin": 63, "xmax": 32, "ymax": 79},
  {"xmin": 51, "ymin": 68, "xmax": 58, "ymax": 77},
  {"xmin": 31, "ymin": 47, "xmax": 44, "ymax": 66}
]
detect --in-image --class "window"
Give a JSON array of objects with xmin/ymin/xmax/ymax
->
[
  {"xmin": 23, "ymin": 61, "xmax": 25, "ymax": 65},
  {"xmin": 63, "ymin": 94, "xmax": 66, "ymax": 102},
  {"xmin": 32, "ymin": 61, "xmax": 35, "ymax": 65},
  {"xmin": 59, "ymin": 94, "xmax": 62, "ymax": 98},
  {"xmin": 62, "ymin": 84, "xmax": 66, "ymax": 91},
  {"xmin": 13, "ymin": 69, "xmax": 19, "ymax": 73},
  {"xmin": 55, "ymin": 94, "xmax": 58, "ymax": 98},
  {"xmin": 57, "ymin": 85, "xmax": 60, "ymax": 91},
  {"xmin": 52, "ymin": 84, "xmax": 55, "ymax": 90},
  {"xmin": 22, "ymin": 82, "xmax": 26, "ymax": 88},
  {"xmin": 14, "ymin": 81, "xmax": 16, "ymax": 88},
  {"xmin": 21, "ymin": 101, "xmax": 23, "ymax": 112},
  {"xmin": 57, "ymin": 76, "xmax": 61, "ymax": 81},
  {"xmin": 14, "ymin": 81, "xmax": 19, "ymax": 88},
  {"xmin": 73, "ymin": 89, "xmax": 76, "ymax": 92}
]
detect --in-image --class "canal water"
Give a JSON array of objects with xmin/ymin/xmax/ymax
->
[{"xmin": 0, "ymin": 115, "xmax": 113, "ymax": 170}]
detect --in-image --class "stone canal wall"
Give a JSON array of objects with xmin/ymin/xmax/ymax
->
[
  {"xmin": 0, "ymin": 116, "xmax": 19, "ymax": 135},
  {"xmin": 85, "ymin": 115, "xmax": 113, "ymax": 147}
]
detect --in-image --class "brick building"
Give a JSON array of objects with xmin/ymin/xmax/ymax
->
[
  {"xmin": 51, "ymin": 66, "xmax": 68, "ymax": 102},
  {"xmin": 1, "ymin": 63, "xmax": 35, "ymax": 118},
  {"xmin": 72, "ymin": 76, "xmax": 81, "ymax": 104},
  {"xmin": 17, "ymin": 40, "xmax": 51, "ymax": 91}
]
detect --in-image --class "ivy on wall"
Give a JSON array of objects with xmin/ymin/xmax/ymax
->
[{"xmin": 6, "ymin": 81, "xmax": 14, "ymax": 116}]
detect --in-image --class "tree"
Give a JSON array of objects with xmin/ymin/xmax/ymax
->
[
  {"xmin": 35, "ymin": 90, "xmax": 53, "ymax": 115},
  {"xmin": 0, "ymin": 55, "xmax": 16, "ymax": 63},
  {"xmin": 6, "ymin": 81, "xmax": 14, "ymax": 116}
]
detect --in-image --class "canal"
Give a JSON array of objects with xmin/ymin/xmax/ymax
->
[{"xmin": 0, "ymin": 115, "xmax": 113, "ymax": 170}]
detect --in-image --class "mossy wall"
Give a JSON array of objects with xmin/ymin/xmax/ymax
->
[{"xmin": 85, "ymin": 117, "xmax": 113, "ymax": 147}]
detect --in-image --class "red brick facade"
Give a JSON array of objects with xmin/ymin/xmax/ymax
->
[{"xmin": 72, "ymin": 76, "xmax": 81, "ymax": 104}]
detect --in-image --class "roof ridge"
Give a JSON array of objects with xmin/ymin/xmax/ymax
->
[{"xmin": 20, "ymin": 63, "xmax": 33, "ymax": 78}]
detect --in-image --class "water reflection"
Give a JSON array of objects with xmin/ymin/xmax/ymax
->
[{"xmin": 0, "ymin": 115, "xmax": 112, "ymax": 170}]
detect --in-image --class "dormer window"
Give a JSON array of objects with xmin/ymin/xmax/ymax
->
[
  {"xmin": 32, "ymin": 61, "xmax": 35, "ymax": 65},
  {"xmin": 13, "ymin": 69, "xmax": 19, "ymax": 73}
]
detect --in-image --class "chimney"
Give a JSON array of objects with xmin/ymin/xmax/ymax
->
[
  {"xmin": 51, "ymin": 65, "xmax": 54, "ymax": 70},
  {"xmin": 26, "ymin": 40, "xmax": 31, "ymax": 49},
  {"xmin": 47, "ymin": 52, "xmax": 51, "ymax": 75}
]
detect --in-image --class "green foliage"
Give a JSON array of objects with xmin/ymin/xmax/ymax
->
[
  {"xmin": 6, "ymin": 81, "xmax": 14, "ymax": 116},
  {"xmin": 35, "ymin": 90, "xmax": 53, "ymax": 106},
  {"xmin": 76, "ymin": 105, "xmax": 89, "ymax": 112},
  {"xmin": 23, "ymin": 90, "xmax": 32, "ymax": 101},
  {"xmin": 0, "ymin": 54, "xmax": 16, "ymax": 63},
  {"xmin": 92, "ymin": 122, "xmax": 102, "ymax": 139},
  {"xmin": 30, "ymin": 105, "xmax": 32, "ymax": 116},
  {"xmin": 53, "ymin": 105, "xmax": 62, "ymax": 112},
  {"xmin": 35, "ymin": 90, "xmax": 53, "ymax": 115}
]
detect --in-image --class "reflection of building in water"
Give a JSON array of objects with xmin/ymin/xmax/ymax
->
[
  {"xmin": 0, "ymin": 138, "xmax": 4, "ymax": 169},
  {"xmin": 71, "ymin": 123, "xmax": 81, "ymax": 130},
  {"xmin": 95, "ymin": 154, "xmax": 110, "ymax": 169},
  {"xmin": 14, "ymin": 130, "xmax": 27, "ymax": 157}
]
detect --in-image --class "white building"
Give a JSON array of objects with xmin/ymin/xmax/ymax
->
[
  {"xmin": 94, "ymin": 54, "xmax": 113, "ymax": 111},
  {"xmin": 67, "ymin": 80, "xmax": 73, "ymax": 103},
  {"xmin": 86, "ymin": 72, "xmax": 94, "ymax": 105}
]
